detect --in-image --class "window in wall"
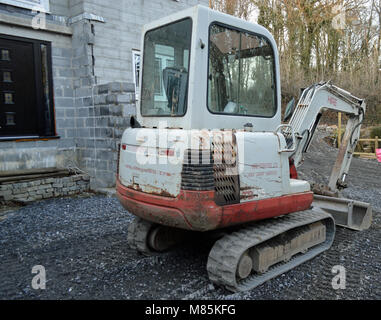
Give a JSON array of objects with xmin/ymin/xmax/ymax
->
[
  {"xmin": 0, "ymin": 0, "xmax": 50, "ymax": 12},
  {"xmin": 132, "ymin": 49, "xmax": 141, "ymax": 100},
  {"xmin": 4, "ymin": 92, "xmax": 14, "ymax": 104},
  {"xmin": 0, "ymin": 35, "xmax": 55, "ymax": 138},
  {"xmin": 208, "ymin": 24, "xmax": 277, "ymax": 117},
  {"xmin": 5, "ymin": 112, "xmax": 15, "ymax": 126},
  {"xmin": 3, "ymin": 71, "xmax": 12, "ymax": 82},
  {"xmin": 1, "ymin": 49, "xmax": 10, "ymax": 61}
]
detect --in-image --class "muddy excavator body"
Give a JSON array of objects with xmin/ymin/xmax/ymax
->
[{"xmin": 116, "ymin": 5, "xmax": 372, "ymax": 292}]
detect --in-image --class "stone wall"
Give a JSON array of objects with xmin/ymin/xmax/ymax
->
[{"xmin": 0, "ymin": 174, "xmax": 90, "ymax": 204}]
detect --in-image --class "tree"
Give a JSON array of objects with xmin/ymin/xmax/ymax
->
[{"xmin": 209, "ymin": 0, "xmax": 381, "ymax": 124}]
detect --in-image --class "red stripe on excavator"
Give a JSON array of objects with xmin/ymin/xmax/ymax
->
[{"xmin": 116, "ymin": 179, "xmax": 313, "ymax": 232}]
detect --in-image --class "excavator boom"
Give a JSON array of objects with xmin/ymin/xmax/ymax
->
[{"xmin": 287, "ymin": 81, "xmax": 372, "ymax": 230}]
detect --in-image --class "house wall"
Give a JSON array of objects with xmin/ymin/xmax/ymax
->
[
  {"xmin": 50, "ymin": 0, "xmax": 70, "ymax": 16},
  {"xmin": 0, "ymin": 20, "xmax": 76, "ymax": 171},
  {"xmin": 76, "ymin": 81, "xmax": 135, "ymax": 188},
  {"xmin": 70, "ymin": 0, "xmax": 208, "ymax": 187},
  {"xmin": 68, "ymin": 0, "xmax": 84, "ymax": 17},
  {"xmin": 84, "ymin": 0, "xmax": 207, "ymax": 85},
  {"xmin": 0, "ymin": 0, "xmax": 209, "ymax": 188}
]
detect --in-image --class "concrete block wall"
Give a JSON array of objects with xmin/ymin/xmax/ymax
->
[
  {"xmin": 66, "ymin": 0, "xmax": 208, "ymax": 188},
  {"xmin": 50, "ymin": 0, "xmax": 70, "ymax": 17},
  {"xmin": 52, "ymin": 43, "xmax": 77, "ymax": 151},
  {"xmin": 68, "ymin": 0, "xmax": 85, "ymax": 17},
  {"xmin": 83, "ymin": 0, "xmax": 209, "ymax": 84},
  {"xmin": 76, "ymin": 81, "xmax": 136, "ymax": 188}
]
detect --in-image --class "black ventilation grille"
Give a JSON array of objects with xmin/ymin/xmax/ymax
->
[
  {"xmin": 212, "ymin": 135, "xmax": 240, "ymax": 206},
  {"xmin": 180, "ymin": 135, "xmax": 241, "ymax": 206},
  {"xmin": 181, "ymin": 149, "xmax": 214, "ymax": 191}
]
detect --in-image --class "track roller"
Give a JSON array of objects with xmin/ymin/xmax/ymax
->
[
  {"xmin": 236, "ymin": 251, "xmax": 253, "ymax": 280},
  {"xmin": 128, "ymin": 217, "xmax": 189, "ymax": 255}
]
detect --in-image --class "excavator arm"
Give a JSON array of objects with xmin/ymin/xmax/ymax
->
[
  {"xmin": 285, "ymin": 81, "xmax": 372, "ymax": 231},
  {"xmin": 288, "ymin": 81, "xmax": 365, "ymax": 193}
]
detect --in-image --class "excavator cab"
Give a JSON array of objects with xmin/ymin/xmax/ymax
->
[
  {"xmin": 117, "ymin": 5, "xmax": 372, "ymax": 292},
  {"xmin": 135, "ymin": 5, "xmax": 281, "ymax": 131}
]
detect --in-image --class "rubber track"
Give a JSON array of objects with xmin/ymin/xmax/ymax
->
[
  {"xmin": 127, "ymin": 217, "xmax": 156, "ymax": 255},
  {"xmin": 206, "ymin": 210, "xmax": 336, "ymax": 292}
]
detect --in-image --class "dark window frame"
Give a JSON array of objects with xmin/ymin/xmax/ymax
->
[
  {"xmin": 206, "ymin": 21, "xmax": 278, "ymax": 119},
  {"xmin": 0, "ymin": 34, "xmax": 58, "ymax": 141}
]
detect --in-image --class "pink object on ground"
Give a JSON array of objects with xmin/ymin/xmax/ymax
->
[{"xmin": 376, "ymin": 149, "xmax": 381, "ymax": 162}]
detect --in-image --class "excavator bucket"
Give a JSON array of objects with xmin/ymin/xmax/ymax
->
[{"xmin": 312, "ymin": 195, "xmax": 372, "ymax": 231}]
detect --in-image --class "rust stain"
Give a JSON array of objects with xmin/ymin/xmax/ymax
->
[
  {"xmin": 127, "ymin": 182, "xmax": 175, "ymax": 198},
  {"xmin": 240, "ymin": 189, "xmax": 259, "ymax": 200},
  {"xmin": 15, "ymin": 138, "xmax": 57, "ymax": 142}
]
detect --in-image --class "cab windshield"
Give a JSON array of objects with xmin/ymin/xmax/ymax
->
[
  {"xmin": 141, "ymin": 18, "xmax": 192, "ymax": 117},
  {"xmin": 208, "ymin": 24, "xmax": 277, "ymax": 117}
]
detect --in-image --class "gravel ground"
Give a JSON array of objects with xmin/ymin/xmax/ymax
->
[{"xmin": 0, "ymin": 130, "xmax": 380, "ymax": 300}]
